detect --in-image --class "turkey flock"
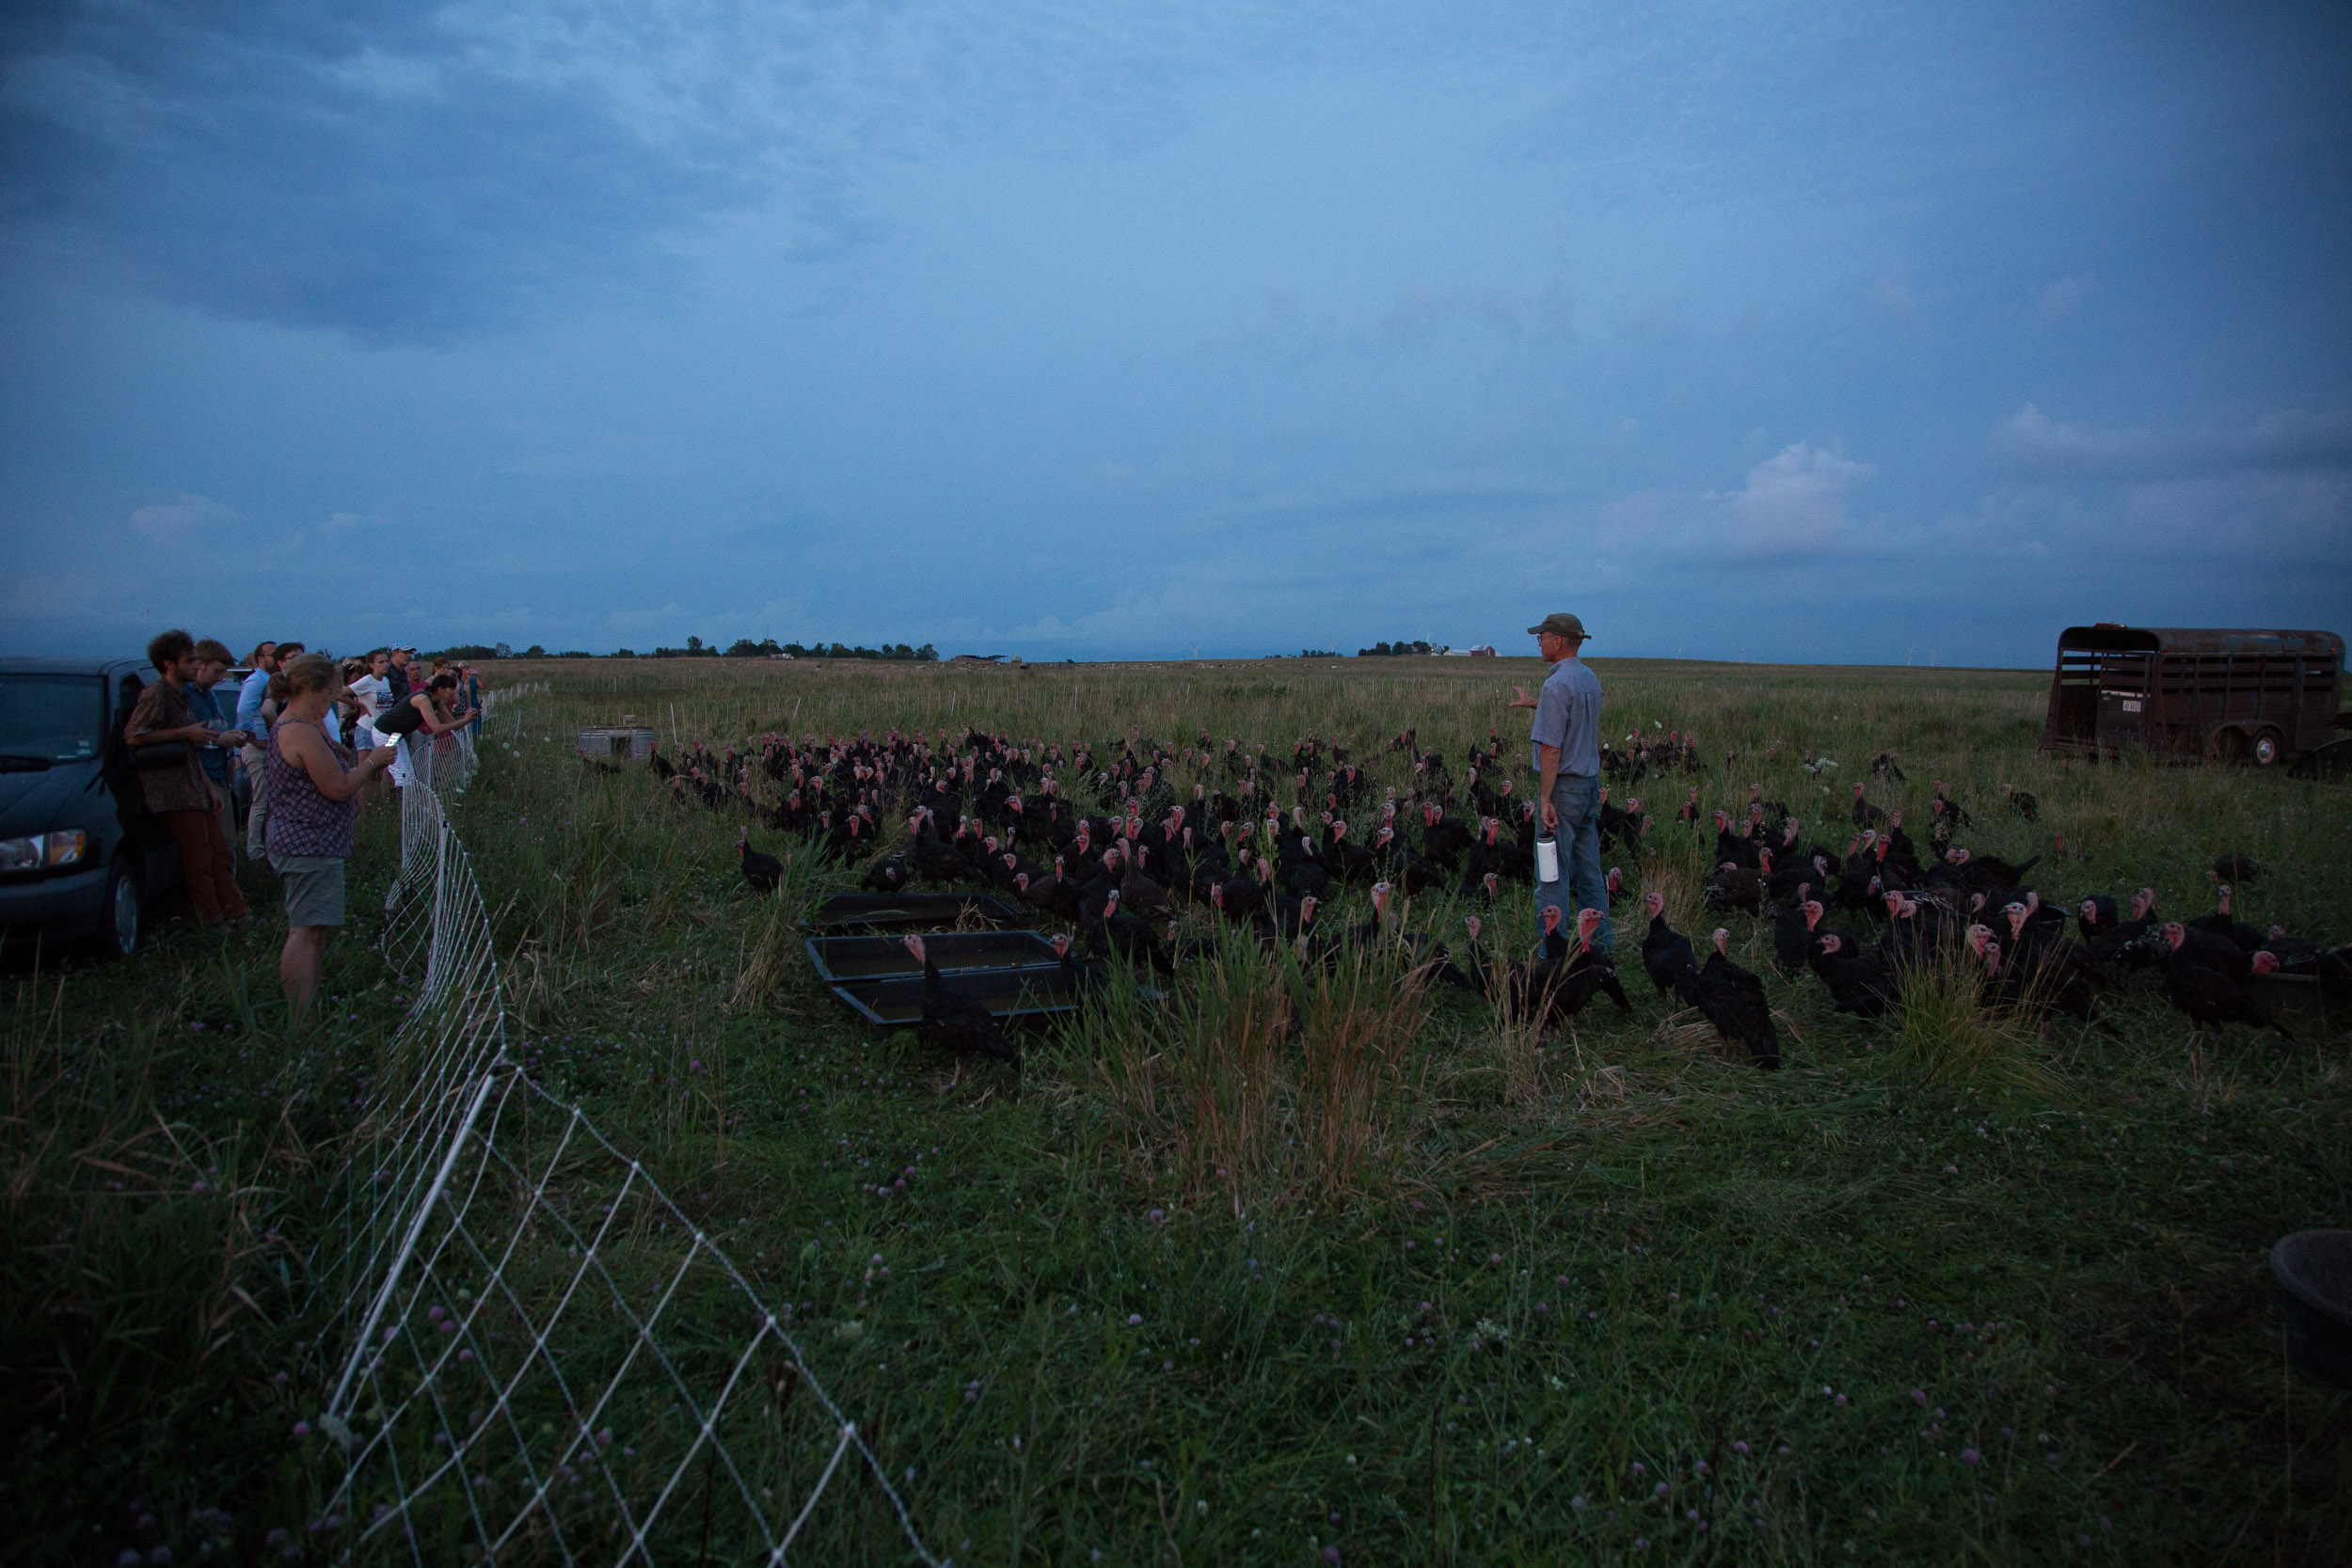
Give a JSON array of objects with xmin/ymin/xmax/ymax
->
[{"xmin": 647, "ymin": 721, "xmax": 2345, "ymax": 1070}]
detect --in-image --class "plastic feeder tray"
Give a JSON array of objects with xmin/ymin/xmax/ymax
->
[
  {"xmin": 2271, "ymin": 1229, "xmax": 2352, "ymax": 1390},
  {"xmin": 805, "ymin": 929, "xmax": 1062, "ymax": 984},
  {"xmin": 804, "ymin": 892, "xmax": 1023, "ymax": 932},
  {"xmin": 827, "ymin": 965, "xmax": 1093, "ymax": 1034}
]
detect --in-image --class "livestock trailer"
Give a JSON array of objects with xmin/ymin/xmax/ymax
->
[{"xmin": 2040, "ymin": 625, "xmax": 2345, "ymax": 765}]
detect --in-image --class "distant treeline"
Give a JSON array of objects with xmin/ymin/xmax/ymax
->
[
  {"xmin": 436, "ymin": 639, "xmax": 939, "ymax": 662},
  {"xmin": 1358, "ymin": 640, "xmax": 1435, "ymax": 657}
]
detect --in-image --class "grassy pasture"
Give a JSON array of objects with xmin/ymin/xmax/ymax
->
[{"xmin": 4, "ymin": 653, "xmax": 2349, "ymax": 1566}]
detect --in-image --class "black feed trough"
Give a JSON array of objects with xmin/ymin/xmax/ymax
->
[
  {"xmin": 804, "ymin": 892, "xmax": 1022, "ymax": 932},
  {"xmin": 2245, "ymin": 972, "xmax": 2337, "ymax": 1022},
  {"xmin": 828, "ymin": 965, "xmax": 1101, "ymax": 1034},
  {"xmin": 2271, "ymin": 1229, "xmax": 2352, "ymax": 1390},
  {"xmin": 805, "ymin": 930, "xmax": 1062, "ymax": 984}
]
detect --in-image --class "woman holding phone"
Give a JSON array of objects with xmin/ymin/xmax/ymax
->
[{"xmin": 266, "ymin": 654, "xmax": 399, "ymax": 1024}]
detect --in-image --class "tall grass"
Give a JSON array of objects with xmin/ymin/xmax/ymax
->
[
  {"xmin": 1081, "ymin": 940, "xmax": 1432, "ymax": 1211},
  {"xmin": 1887, "ymin": 945, "xmax": 2061, "ymax": 1094}
]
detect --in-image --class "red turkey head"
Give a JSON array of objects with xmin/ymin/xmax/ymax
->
[
  {"xmin": 1645, "ymin": 890, "xmax": 1665, "ymax": 918},
  {"xmin": 1710, "ymin": 927, "xmax": 1730, "ymax": 956}
]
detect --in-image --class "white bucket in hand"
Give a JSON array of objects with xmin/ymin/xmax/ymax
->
[{"xmin": 1535, "ymin": 835, "xmax": 1561, "ymax": 884}]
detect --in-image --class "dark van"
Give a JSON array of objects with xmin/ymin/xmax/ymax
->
[{"xmin": 0, "ymin": 657, "xmax": 196, "ymax": 957}]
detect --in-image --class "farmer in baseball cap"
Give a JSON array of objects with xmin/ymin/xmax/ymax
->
[{"xmin": 1507, "ymin": 613, "xmax": 1611, "ymax": 958}]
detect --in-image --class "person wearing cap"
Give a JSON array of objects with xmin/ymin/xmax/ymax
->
[
  {"xmin": 1509, "ymin": 612, "xmax": 1613, "ymax": 958},
  {"xmin": 386, "ymin": 646, "xmax": 417, "ymax": 707}
]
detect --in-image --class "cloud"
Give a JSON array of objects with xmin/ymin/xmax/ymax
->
[
  {"xmin": 1201, "ymin": 277, "xmax": 1577, "ymax": 367},
  {"xmin": 1721, "ymin": 444, "xmax": 1872, "ymax": 559},
  {"xmin": 0, "ymin": 571, "xmax": 112, "ymax": 620},
  {"xmin": 1995, "ymin": 404, "xmax": 2352, "ymax": 480},
  {"xmin": 2036, "ymin": 271, "xmax": 2096, "ymax": 321},
  {"xmin": 127, "ymin": 493, "xmax": 237, "ymax": 544},
  {"xmin": 1869, "ymin": 269, "xmax": 1915, "ymax": 318},
  {"xmin": 321, "ymin": 511, "xmax": 366, "ymax": 531},
  {"xmin": 1592, "ymin": 443, "xmax": 1874, "ymax": 565},
  {"xmin": 0, "ymin": 0, "xmax": 1390, "ymax": 342}
]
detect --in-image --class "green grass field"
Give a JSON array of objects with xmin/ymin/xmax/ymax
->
[{"xmin": 5, "ymin": 655, "xmax": 2349, "ymax": 1566}]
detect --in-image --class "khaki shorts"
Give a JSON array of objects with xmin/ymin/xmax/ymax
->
[{"xmin": 270, "ymin": 853, "xmax": 348, "ymax": 927}]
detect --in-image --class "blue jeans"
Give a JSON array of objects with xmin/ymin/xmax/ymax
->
[{"xmin": 1534, "ymin": 773, "xmax": 1613, "ymax": 958}]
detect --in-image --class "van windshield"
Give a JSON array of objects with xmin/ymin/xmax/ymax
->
[{"xmin": 0, "ymin": 675, "xmax": 106, "ymax": 765}]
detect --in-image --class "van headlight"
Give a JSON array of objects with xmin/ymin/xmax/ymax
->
[{"xmin": 0, "ymin": 832, "xmax": 87, "ymax": 872}]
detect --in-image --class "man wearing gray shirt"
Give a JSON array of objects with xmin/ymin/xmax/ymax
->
[{"xmin": 1509, "ymin": 612, "xmax": 1613, "ymax": 958}]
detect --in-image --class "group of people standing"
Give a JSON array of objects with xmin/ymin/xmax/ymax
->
[{"xmin": 122, "ymin": 631, "xmax": 479, "ymax": 1023}]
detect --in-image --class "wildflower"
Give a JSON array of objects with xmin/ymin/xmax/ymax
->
[
  {"xmin": 1653, "ymin": 1481, "xmax": 1668, "ymax": 1497},
  {"xmin": 1961, "ymin": 1449, "xmax": 1981, "ymax": 1465},
  {"xmin": 1571, "ymin": 1496, "xmax": 1586, "ymax": 1510},
  {"xmin": 1732, "ymin": 1441, "xmax": 1750, "ymax": 1454},
  {"xmin": 293, "ymin": 1422, "xmax": 311, "ymax": 1437},
  {"xmin": 1912, "ymin": 1389, "xmax": 1928, "ymax": 1405},
  {"xmin": 1128, "ymin": 1314, "xmax": 1143, "ymax": 1327},
  {"xmin": 1324, "ymin": 1550, "xmax": 1342, "ymax": 1565}
]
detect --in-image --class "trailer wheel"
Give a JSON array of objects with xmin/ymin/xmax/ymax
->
[{"xmin": 2251, "ymin": 729, "xmax": 2285, "ymax": 768}]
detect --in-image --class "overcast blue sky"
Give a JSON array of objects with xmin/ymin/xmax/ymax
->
[{"xmin": 4, "ymin": 1, "xmax": 2346, "ymax": 665}]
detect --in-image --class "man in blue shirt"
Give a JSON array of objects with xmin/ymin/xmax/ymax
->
[
  {"xmin": 235, "ymin": 640, "xmax": 288, "ymax": 859},
  {"xmin": 1510, "ymin": 611, "xmax": 1613, "ymax": 958}
]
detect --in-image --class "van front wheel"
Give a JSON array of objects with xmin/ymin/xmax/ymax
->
[
  {"xmin": 2251, "ymin": 729, "xmax": 2285, "ymax": 768},
  {"xmin": 92, "ymin": 857, "xmax": 141, "ymax": 958}
]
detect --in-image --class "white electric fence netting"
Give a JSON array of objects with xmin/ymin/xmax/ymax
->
[{"xmin": 315, "ymin": 690, "xmax": 941, "ymax": 1566}]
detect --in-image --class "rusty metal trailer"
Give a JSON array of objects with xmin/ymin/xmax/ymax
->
[{"xmin": 2040, "ymin": 625, "xmax": 2345, "ymax": 765}]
